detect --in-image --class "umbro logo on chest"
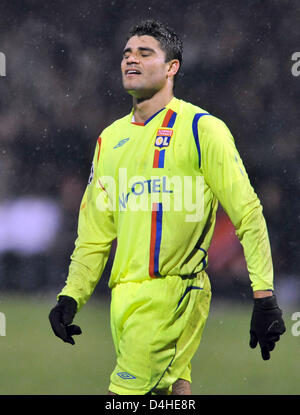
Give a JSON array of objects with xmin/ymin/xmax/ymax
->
[{"xmin": 113, "ymin": 137, "xmax": 130, "ymax": 149}]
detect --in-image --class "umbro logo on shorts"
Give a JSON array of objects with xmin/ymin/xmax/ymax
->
[
  {"xmin": 117, "ymin": 372, "xmax": 136, "ymax": 380},
  {"xmin": 113, "ymin": 138, "xmax": 130, "ymax": 149}
]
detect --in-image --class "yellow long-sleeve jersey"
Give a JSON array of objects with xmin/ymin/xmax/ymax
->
[{"xmin": 59, "ymin": 97, "xmax": 274, "ymax": 310}]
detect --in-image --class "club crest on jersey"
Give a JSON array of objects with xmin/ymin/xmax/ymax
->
[{"xmin": 155, "ymin": 128, "xmax": 173, "ymax": 148}]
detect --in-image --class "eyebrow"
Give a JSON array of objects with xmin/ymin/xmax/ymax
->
[{"xmin": 122, "ymin": 46, "xmax": 156, "ymax": 56}]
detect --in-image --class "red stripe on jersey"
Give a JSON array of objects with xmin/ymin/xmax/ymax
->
[
  {"xmin": 153, "ymin": 149, "xmax": 160, "ymax": 168},
  {"xmin": 131, "ymin": 121, "xmax": 145, "ymax": 126},
  {"xmin": 97, "ymin": 136, "xmax": 102, "ymax": 162},
  {"xmin": 98, "ymin": 179, "xmax": 106, "ymax": 191},
  {"xmin": 161, "ymin": 109, "xmax": 174, "ymax": 127},
  {"xmin": 149, "ymin": 205, "xmax": 158, "ymax": 278}
]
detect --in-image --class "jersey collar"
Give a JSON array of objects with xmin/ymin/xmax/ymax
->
[{"xmin": 130, "ymin": 96, "xmax": 179, "ymax": 126}]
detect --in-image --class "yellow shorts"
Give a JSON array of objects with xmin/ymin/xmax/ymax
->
[{"xmin": 109, "ymin": 271, "xmax": 211, "ymax": 395}]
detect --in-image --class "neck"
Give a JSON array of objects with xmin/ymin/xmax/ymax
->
[{"xmin": 132, "ymin": 88, "xmax": 174, "ymax": 124}]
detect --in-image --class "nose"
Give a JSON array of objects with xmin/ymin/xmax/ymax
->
[{"xmin": 126, "ymin": 53, "xmax": 140, "ymax": 65}]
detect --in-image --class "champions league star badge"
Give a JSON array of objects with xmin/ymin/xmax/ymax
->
[{"xmin": 154, "ymin": 128, "xmax": 173, "ymax": 148}]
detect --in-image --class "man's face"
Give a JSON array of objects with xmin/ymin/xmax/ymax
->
[{"xmin": 121, "ymin": 35, "xmax": 171, "ymax": 99}]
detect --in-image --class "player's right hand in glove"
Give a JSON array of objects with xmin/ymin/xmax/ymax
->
[
  {"xmin": 249, "ymin": 294, "xmax": 286, "ymax": 360},
  {"xmin": 49, "ymin": 295, "xmax": 82, "ymax": 345}
]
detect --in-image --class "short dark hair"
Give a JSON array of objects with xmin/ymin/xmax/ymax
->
[{"xmin": 127, "ymin": 19, "xmax": 183, "ymax": 80}]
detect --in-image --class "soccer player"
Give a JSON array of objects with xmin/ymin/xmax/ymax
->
[{"xmin": 49, "ymin": 19, "xmax": 286, "ymax": 395}]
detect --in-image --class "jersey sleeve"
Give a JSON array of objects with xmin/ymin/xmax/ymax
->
[
  {"xmin": 58, "ymin": 136, "xmax": 117, "ymax": 310},
  {"xmin": 199, "ymin": 116, "xmax": 274, "ymax": 291}
]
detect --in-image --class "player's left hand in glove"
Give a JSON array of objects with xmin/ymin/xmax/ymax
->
[
  {"xmin": 49, "ymin": 295, "xmax": 82, "ymax": 345},
  {"xmin": 249, "ymin": 294, "xmax": 286, "ymax": 360}
]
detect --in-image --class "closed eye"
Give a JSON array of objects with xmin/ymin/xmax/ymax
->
[{"xmin": 122, "ymin": 47, "xmax": 155, "ymax": 59}]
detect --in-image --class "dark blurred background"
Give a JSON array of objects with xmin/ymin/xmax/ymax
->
[{"xmin": 0, "ymin": 0, "xmax": 299, "ymax": 304}]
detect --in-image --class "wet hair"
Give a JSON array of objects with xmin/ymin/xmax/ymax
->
[{"xmin": 127, "ymin": 19, "xmax": 183, "ymax": 81}]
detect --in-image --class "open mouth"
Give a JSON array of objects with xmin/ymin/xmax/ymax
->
[{"xmin": 125, "ymin": 69, "xmax": 141, "ymax": 76}]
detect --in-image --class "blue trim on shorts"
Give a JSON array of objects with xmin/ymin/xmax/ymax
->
[
  {"xmin": 148, "ymin": 283, "xmax": 204, "ymax": 393},
  {"xmin": 148, "ymin": 344, "xmax": 177, "ymax": 394},
  {"xmin": 198, "ymin": 247, "xmax": 207, "ymax": 268},
  {"xmin": 176, "ymin": 286, "xmax": 203, "ymax": 311}
]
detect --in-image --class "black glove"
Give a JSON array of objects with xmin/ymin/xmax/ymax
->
[
  {"xmin": 49, "ymin": 295, "xmax": 82, "ymax": 345},
  {"xmin": 249, "ymin": 295, "xmax": 286, "ymax": 360}
]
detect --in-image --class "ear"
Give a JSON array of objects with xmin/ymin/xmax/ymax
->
[{"xmin": 167, "ymin": 59, "xmax": 180, "ymax": 79}]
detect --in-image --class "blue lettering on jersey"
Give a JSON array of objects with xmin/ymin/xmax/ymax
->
[
  {"xmin": 113, "ymin": 137, "xmax": 130, "ymax": 149},
  {"xmin": 119, "ymin": 176, "xmax": 173, "ymax": 209}
]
